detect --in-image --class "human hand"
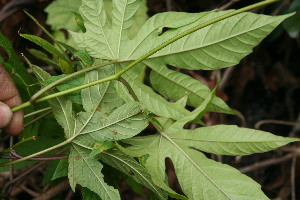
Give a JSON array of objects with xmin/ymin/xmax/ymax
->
[{"xmin": 0, "ymin": 64, "xmax": 24, "ymax": 135}]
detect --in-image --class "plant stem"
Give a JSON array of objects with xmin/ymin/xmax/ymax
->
[
  {"xmin": 29, "ymin": 60, "xmax": 118, "ymax": 103},
  {"xmin": 0, "ymin": 137, "xmax": 73, "ymax": 167},
  {"xmin": 12, "ymin": 0, "xmax": 278, "ymax": 113},
  {"xmin": 24, "ymin": 107, "xmax": 52, "ymax": 118},
  {"xmin": 1, "ymin": 136, "xmax": 36, "ymax": 154},
  {"xmin": 24, "ymin": 10, "xmax": 72, "ymax": 66}
]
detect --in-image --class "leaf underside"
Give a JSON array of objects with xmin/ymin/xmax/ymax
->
[{"xmin": 37, "ymin": 0, "xmax": 296, "ymax": 199}]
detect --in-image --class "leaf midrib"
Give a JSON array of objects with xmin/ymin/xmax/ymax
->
[{"xmin": 169, "ymin": 137, "xmax": 294, "ymax": 143}]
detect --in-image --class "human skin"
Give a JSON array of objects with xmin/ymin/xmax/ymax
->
[{"xmin": 0, "ymin": 64, "xmax": 24, "ymax": 135}]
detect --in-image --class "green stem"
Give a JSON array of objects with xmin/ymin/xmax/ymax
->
[
  {"xmin": 24, "ymin": 107, "xmax": 52, "ymax": 118},
  {"xmin": 24, "ymin": 10, "xmax": 72, "ymax": 65},
  {"xmin": 29, "ymin": 60, "xmax": 118, "ymax": 103},
  {"xmin": 1, "ymin": 136, "xmax": 36, "ymax": 154},
  {"xmin": 0, "ymin": 137, "xmax": 73, "ymax": 167},
  {"xmin": 13, "ymin": 0, "xmax": 278, "ymax": 112}
]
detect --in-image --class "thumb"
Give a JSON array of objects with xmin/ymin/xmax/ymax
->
[{"xmin": 0, "ymin": 101, "xmax": 13, "ymax": 128}]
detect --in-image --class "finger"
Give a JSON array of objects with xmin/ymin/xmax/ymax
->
[
  {"xmin": 0, "ymin": 102, "xmax": 13, "ymax": 128},
  {"xmin": 0, "ymin": 64, "xmax": 24, "ymax": 135}
]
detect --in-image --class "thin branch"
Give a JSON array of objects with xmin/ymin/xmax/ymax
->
[
  {"xmin": 33, "ymin": 179, "xmax": 70, "ymax": 200},
  {"xmin": 255, "ymin": 119, "xmax": 300, "ymax": 129},
  {"xmin": 28, "ymin": 60, "xmax": 118, "ymax": 104},
  {"xmin": 291, "ymin": 156, "xmax": 296, "ymax": 200},
  {"xmin": 166, "ymin": 0, "xmax": 174, "ymax": 11},
  {"xmin": 2, "ymin": 162, "xmax": 46, "ymax": 195},
  {"xmin": 239, "ymin": 153, "xmax": 297, "ymax": 173},
  {"xmin": 218, "ymin": 0, "xmax": 240, "ymax": 10},
  {"xmin": 10, "ymin": 150, "xmax": 68, "ymax": 161},
  {"xmin": 0, "ymin": 137, "xmax": 72, "ymax": 167},
  {"xmin": 7, "ymin": 137, "xmax": 15, "ymax": 198},
  {"xmin": 24, "ymin": 111, "xmax": 53, "ymax": 128},
  {"xmin": 24, "ymin": 107, "xmax": 52, "ymax": 118},
  {"xmin": 1, "ymin": 136, "xmax": 36, "ymax": 154}
]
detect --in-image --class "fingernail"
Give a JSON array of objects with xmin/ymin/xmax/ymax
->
[{"xmin": 0, "ymin": 102, "xmax": 13, "ymax": 128}]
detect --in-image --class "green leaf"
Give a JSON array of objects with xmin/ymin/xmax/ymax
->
[
  {"xmin": 73, "ymin": 101, "xmax": 148, "ymax": 146},
  {"xmin": 82, "ymin": 188, "xmax": 102, "ymax": 200},
  {"xmin": 123, "ymin": 72, "xmax": 191, "ymax": 120},
  {"xmin": 71, "ymin": 0, "xmax": 146, "ymax": 59},
  {"xmin": 110, "ymin": 0, "xmax": 143, "ymax": 58},
  {"xmin": 166, "ymin": 125, "xmax": 300, "ymax": 155},
  {"xmin": 20, "ymin": 34, "xmax": 65, "ymax": 59},
  {"xmin": 0, "ymin": 31, "xmax": 36, "ymax": 96},
  {"xmin": 42, "ymin": 160, "xmax": 60, "ymax": 184},
  {"xmin": 74, "ymin": 49, "xmax": 94, "ymax": 67},
  {"xmin": 28, "ymin": 48, "xmax": 60, "ymax": 68},
  {"xmin": 29, "ymin": 63, "xmax": 75, "ymax": 138},
  {"xmin": 149, "ymin": 63, "xmax": 234, "ymax": 114},
  {"xmin": 169, "ymin": 84, "xmax": 216, "ymax": 128},
  {"xmin": 88, "ymin": 141, "xmax": 115, "ymax": 159},
  {"xmin": 283, "ymin": 1, "xmax": 300, "ymax": 38},
  {"xmin": 52, "ymin": 159, "xmax": 68, "ymax": 180},
  {"xmin": 120, "ymin": 133, "xmax": 269, "ymax": 200},
  {"xmin": 45, "ymin": 0, "xmax": 82, "ymax": 31},
  {"xmin": 59, "ymin": 58, "xmax": 74, "ymax": 74},
  {"xmin": 99, "ymin": 149, "xmax": 166, "ymax": 199},
  {"xmin": 68, "ymin": 144, "xmax": 120, "ymax": 200},
  {"xmin": 56, "ymin": 74, "xmax": 84, "ymax": 105},
  {"xmin": 81, "ymin": 65, "xmax": 120, "ymax": 113},
  {"xmin": 128, "ymin": 11, "xmax": 292, "ymax": 70},
  {"xmin": 70, "ymin": 0, "xmax": 113, "ymax": 59},
  {"xmin": 72, "ymin": 11, "xmax": 87, "ymax": 32}
]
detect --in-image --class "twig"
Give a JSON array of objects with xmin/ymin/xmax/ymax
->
[
  {"xmin": 65, "ymin": 189, "xmax": 74, "ymax": 200},
  {"xmin": 24, "ymin": 107, "xmax": 51, "ymax": 118},
  {"xmin": 20, "ymin": 185, "xmax": 40, "ymax": 197},
  {"xmin": 219, "ymin": 66, "xmax": 235, "ymax": 91},
  {"xmin": 218, "ymin": 0, "xmax": 240, "ymax": 10},
  {"xmin": 24, "ymin": 111, "xmax": 53, "ymax": 128},
  {"xmin": 2, "ymin": 147, "xmax": 69, "ymax": 194},
  {"xmin": 9, "ymin": 150, "xmax": 68, "ymax": 161},
  {"xmin": 166, "ymin": 0, "xmax": 174, "ymax": 11},
  {"xmin": 2, "ymin": 162, "xmax": 46, "ymax": 195},
  {"xmin": 271, "ymin": 0, "xmax": 290, "ymax": 15},
  {"xmin": 255, "ymin": 119, "xmax": 300, "ymax": 129},
  {"xmin": 239, "ymin": 153, "xmax": 296, "ymax": 173},
  {"xmin": 33, "ymin": 179, "xmax": 70, "ymax": 200},
  {"xmin": 7, "ymin": 137, "xmax": 15, "ymax": 197},
  {"xmin": 291, "ymin": 156, "xmax": 296, "ymax": 200}
]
